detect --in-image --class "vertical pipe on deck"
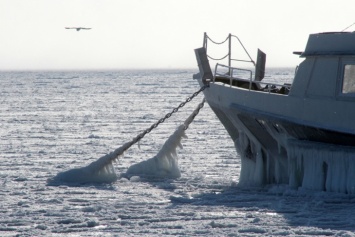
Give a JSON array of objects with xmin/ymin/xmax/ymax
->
[
  {"xmin": 203, "ymin": 32, "xmax": 207, "ymax": 50},
  {"xmin": 228, "ymin": 33, "xmax": 232, "ymax": 83}
]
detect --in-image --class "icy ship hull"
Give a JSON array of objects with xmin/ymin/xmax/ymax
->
[
  {"xmin": 194, "ymin": 32, "xmax": 355, "ymax": 193},
  {"xmin": 197, "ymin": 79, "xmax": 355, "ymax": 194}
]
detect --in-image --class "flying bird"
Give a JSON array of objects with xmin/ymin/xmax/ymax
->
[{"xmin": 65, "ymin": 27, "xmax": 92, "ymax": 31}]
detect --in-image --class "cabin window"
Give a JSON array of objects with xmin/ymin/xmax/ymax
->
[{"xmin": 342, "ymin": 64, "xmax": 355, "ymax": 94}]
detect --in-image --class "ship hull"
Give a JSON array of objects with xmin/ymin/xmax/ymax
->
[
  {"xmin": 198, "ymin": 80, "xmax": 355, "ymax": 193},
  {"xmin": 193, "ymin": 31, "xmax": 355, "ymax": 193}
]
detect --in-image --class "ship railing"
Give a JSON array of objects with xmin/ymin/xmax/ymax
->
[
  {"xmin": 203, "ymin": 33, "xmax": 255, "ymax": 68},
  {"xmin": 214, "ymin": 63, "xmax": 253, "ymax": 88},
  {"xmin": 214, "ymin": 63, "xmax": 290, "ymax": 94}
]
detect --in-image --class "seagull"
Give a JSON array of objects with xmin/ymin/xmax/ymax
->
[{"xmin": 65, "ymin": 27, "xmax": 92, "ymax": 31}]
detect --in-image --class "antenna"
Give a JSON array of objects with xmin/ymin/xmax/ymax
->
[{"xmin": 341, "ymin": 22, "xmax": 355, "ymax": 32}]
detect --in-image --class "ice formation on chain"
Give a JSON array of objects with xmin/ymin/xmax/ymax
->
[
  {"xmin": 124, "ymin": 100, "xmax": 203, "ymax": 179},
  {"xmin": 124, "ymin": 125, "xmax": 187, "ymax": 179},
  {"xmin": 47, "ymin": 142, "xmax": 132, "ymax": 184},
  {"xmin": 48, "ymin": 99, "xmax": 204, "ymax": 184}
]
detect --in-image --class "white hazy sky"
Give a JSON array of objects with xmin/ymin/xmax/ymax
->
[{"xmin": 1, "ymin": 0, "xmax": 355, "ymax": 70}]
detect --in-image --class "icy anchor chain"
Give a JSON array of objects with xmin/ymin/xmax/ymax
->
[
  {"xmin": 96, "ymin": 84, "xmax": 209, "ymax": 167},
  {"xmin": 99, "ymin": 85, "xmax": 209, "ymax": 171},
  {"xmin": 48, "ymin": 85, "xmax": 209, "ymax": 184},
  {"xmin": 127, "ymin": 84, "xmax": 209, "ymax": 150}
]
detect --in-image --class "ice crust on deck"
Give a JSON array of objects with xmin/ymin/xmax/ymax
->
[{"xmin": 236, "ymin": 131, "xmax": 355, "ymax": 194}]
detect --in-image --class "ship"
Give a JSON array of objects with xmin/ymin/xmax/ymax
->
[{"xmin": 194, "ymin": 32, "xmax": 355, "ymax": 194}]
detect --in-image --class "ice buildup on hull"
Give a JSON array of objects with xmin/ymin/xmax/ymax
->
[
  {"xmin": 194, "ymin": 32, "xmax": 355, "ymax": 193},
  {"xmin": 235, "ymin": 131, "xmax": 355, "ymax": 194},
  {"xmin": 287, "ymin": 141, "xmax": 355, "ymax": 194}
]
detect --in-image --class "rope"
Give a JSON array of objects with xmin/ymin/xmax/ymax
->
[
  {"xmin": 207, "ymin": 53, "xmax": 229, "ymax": 61},
  {"xmin": 206, "ymin": 35, "xmax": 229, "ymax": 45}
]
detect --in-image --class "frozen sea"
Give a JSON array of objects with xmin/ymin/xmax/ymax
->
[{"xmin": 1, "ymin": 69, "xmax": 355, "ymax": 236}]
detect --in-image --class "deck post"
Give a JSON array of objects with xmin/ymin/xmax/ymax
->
[
  {"xmin": 228, "ymin": 33, "xmax": 232, "ymax": 74},
  {"xmin": 203, "ymin": 32, "xmax": 207, "ymax": 50}
]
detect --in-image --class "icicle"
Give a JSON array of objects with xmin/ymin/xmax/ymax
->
[
  {"xmin": 253, "ymin": 144, "xmax": 264, "ymax": 186},
  {"xmin": 286, "ymin": 140, "xmax": 355, "ymax": 194}
]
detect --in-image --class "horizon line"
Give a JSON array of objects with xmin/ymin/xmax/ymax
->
[{"xmin": 0, "ymin": 66, "xmax": 297, "ymax": 72}]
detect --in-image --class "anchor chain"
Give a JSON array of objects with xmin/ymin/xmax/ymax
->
[
  {"xmin": 183, "ymin": 98, "xmax": 205, "ymax": 130},
  {"xmin": 126, "ymin": 84, "xmax": 209, "ymax": 150}
]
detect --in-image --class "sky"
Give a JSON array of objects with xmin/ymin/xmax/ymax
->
[{"xmin": 1, "ymin": 0, "xmax": 355, "ymax": 70}]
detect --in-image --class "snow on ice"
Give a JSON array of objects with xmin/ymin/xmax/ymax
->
[{"xmin": 1, "ymin": 70, "xmax": 355, "ymax": 236}]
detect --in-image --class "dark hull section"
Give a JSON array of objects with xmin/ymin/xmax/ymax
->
[
  {"xmin": 236, "ymin": 108, "xmax": 355, "ymax": 148},
  {"xmin": 208, "ymin": 100, "xmax": 355, "ymax": 160}
]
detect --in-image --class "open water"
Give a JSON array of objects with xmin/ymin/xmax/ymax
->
[{"xmin": 1, "ymin": 69, "xmax": 354, "ymax": 236}]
